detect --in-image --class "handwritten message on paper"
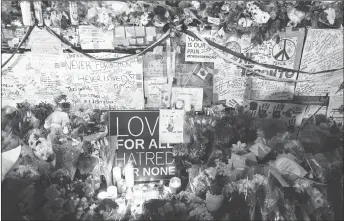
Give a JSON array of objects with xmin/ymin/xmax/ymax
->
[
  {"xmin": 79, "ymin": 25, "xmax": 113, "ymax": 50},
  {"xmin": 2, "ymin": 54, "xmax": 36, "ymax": 106},
  {"xmin": 110, "ymin": 111, "xmax": 175, "ymax": 181},
  {"xmin": 295, "ymin": 70, "xmax": 343, "ymax": 96},
  {"xmin": 246, "ymin": 78, "xmax": 294, "ymax": 100},
  {"xmin": 213, "ymin": 31, "xmax": 304, "ymax": 100},
  {"xmin": 62, "ymin": 53, "xmax": 144, "ymax": 109},
  {"xmin": 171, "ymin": 87, "xmax": 203, "ymax": 111},
  {"xmin": 159, "ymin": 109, "xmax": 184, "ymax": 144},
  {"xmin": 29, "ymin": 27, "xmax": 62, "ymax": 54},
  {"xmin": 243, "ymin": 100, "xmax": 307, "ymax": 126},
  {"xmin": 185, "ymin": 34, "xmax": 217, "ymax": 62},
  {"xmin": 213, "ymin": 69, "xmax": 247, "ymax": 101},
  {"xmin": 300, "ymin": 29, "xmax": 343, "ymax": 72},
  {"xmin": 143, "ymin": 52, "xmax": 167, "ymax": 78},
  {"xmin": 144, "ymin": 77, "xmax": 167, "ymax": 109},
  {"xmin": 327, "ymin": 96, "xmax": 344, "ymax": 122}
]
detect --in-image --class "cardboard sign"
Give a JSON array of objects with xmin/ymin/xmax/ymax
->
[
  {"xmin": 243, "ymin": 100, "xmax": 307, "ymax": 126},
  {"xmin": 79, "ymin": 25, "xmax": 113, "ymax": 50},
  {"xmin": 110, "ymin": 111, "xmax": 175, "ymax": 181},
  {"xmin": 327, "ymin": 95, "xmax": 344, "ymax": 123},
  {"xmin": 159, "ymin": 109, "xmax": 184, "ymax": 144}
]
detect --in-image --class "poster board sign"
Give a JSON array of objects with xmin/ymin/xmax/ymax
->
[
  {"xmin": 213, "ymin": 69, "xmax": 247, "ymax": 101},
  {"xmin": 79, "ymin": 25, "xmax": 113, "ymax": 50},
  {"xmin": 214, "ymin": 28, "xmax": 305, "ymax": 100},
  {"xmin": 159, "ymin": 109, "xmax": 184, "ymax": 144},
  {"xmin": 296, "ymin": 29, "xmax": 343, "ymax": 96},
  {"xmin": 185, "ymin": 29, "xmax": 217, "ymax": 62},
  {"xmin": 144, "ymin": 77, "xmax": 167, "ymax": 109},
  {"xmin": 1, "ymin": 53, "xmax": 144, "ymax": 110},
  {"xmin": 61, "ymin": 53, "xmax": 144, "ymax": 110},
  {"xmin": 2, "ymin": 54, "xmax": 36, "ymax": 106},
  {"xmin": 327, "ymin": 96, "xmax": 344, "ymax": 123},
  {"xmin": 110, "ymin": 111, "xmax": 175, "ymax": 181},
  {"xmin": 29, "ymin": 27, "xmax": 62, "ymax": 54},
  {"xmin": 143, "ymin": 52, "xmax": 167, "ymax": 78},
  {"xmin": 171, "ymin": 87, "xmax": 203, "ymax": 111},
  {"xmin": 242, "ymin": 100, "xmax": 307, "ymax": 126}
]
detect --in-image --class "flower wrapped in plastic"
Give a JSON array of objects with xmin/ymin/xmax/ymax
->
[
  {"xmin": 294, "ymin": 179, "xmax": 334, "ymax": 220},
  {"xmin": 53, "ymin": 139, "xmax": 83, "ymax": 180}
]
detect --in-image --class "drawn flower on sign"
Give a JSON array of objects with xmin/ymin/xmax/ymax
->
[{"xmin": 167, "ymin": 116, "xmax": 174, "ymax": 132}]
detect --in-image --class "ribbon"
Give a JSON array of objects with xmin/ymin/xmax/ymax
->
[
  {"xmin": 183, "ymin": 30, "xmax": 343, "ymax": 76},
  {"xmin": 1, "ymin": 25, "xmax": 35, "ymax": 69},
  {"xmin": 45, "ymin": 26, "xmax": 170, "ymax": 63}
]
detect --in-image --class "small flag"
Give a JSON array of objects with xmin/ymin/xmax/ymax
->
[{"xmin": 193, "ymin": 64, "xmax": 209, "ymax": 80}]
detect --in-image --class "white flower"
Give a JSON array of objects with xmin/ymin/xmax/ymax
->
[
  {"xmin": 238, "ymin": 17, "xmax": 253, "ymax": 27},
  {"xmin": 140, "ymin": 13, "xmax": 150, "ymax": 26},
  {"xmin": 324, "ymin": 8, "xmax": 336, "ymax": 25},
  {"xmin": 87, "ymin": 7, "xmax": 98, "ymax": 20},
  {"xmin": 222, "ymin": 4, "xmax": 230, "ymax": 12},
  {"xmin": 287, "ymin": 7, "xmax": 305, "ymax": 25},
  {"xmin": 232, "ymin": 141, "xmax": 247, "ymax": 150},
  {"xmin": 252, "ymin": 10, "xmax": 270, "ymax": 24},
  {"xmin": 191, "ymin": 1, "xmax": 200, "ymax": 9}
]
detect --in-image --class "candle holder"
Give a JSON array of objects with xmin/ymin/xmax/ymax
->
[
  {"xmin": 169, "ymin": 177, "xmax": 181, "ymax": 194},
  {"xmin": 97, "ymin": 191, "xmax": 109, "ymax": 201},
  {"xmin": 113, "ymin": 166, "xmax": 122, "ymax": 183},
  {"xmin": 107, "ymin": 186, "xmax": 118, "ymax": 199},
  {"xmin": 117, "ymin": 178, "xmax": 127, "ymax": 194}
]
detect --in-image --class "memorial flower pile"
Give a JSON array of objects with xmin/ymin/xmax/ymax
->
[
  {"xmin": 1, "ymin": 93, "xmax": 343, "ymax": 220},
  {"xmin": 2, "ymin": 1, "xmax": 344, "ymax": 45}
]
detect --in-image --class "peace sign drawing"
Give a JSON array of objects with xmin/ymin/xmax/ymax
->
[{"xmin": 272, "ymin": 39, "xmax": 296, "ymax": 61}]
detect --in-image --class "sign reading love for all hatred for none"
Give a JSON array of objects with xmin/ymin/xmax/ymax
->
[{"xmin": 109, "ymin": 110, "xmax": 176, "ymax": 181}]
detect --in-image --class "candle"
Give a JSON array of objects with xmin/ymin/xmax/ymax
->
[
  {"xmin": 20, "ymin": 1, "xmax": 33, "ymax": 26},
  {"xmin": 33, "ymin": 1, "xmax": 43, "ymax": 26},
  {"xmin": 133, "ymin": 185, "xmax": 143, "ymax": 200},
  {"xmin": 97, "ymin": 191, "xmax": 109, "ymax": 201},
  {"xmin": 107, "ymin": 186, "xmax": 118, "ymax": 199},
  {"xmin": 169, "ymin": 177, "xmax": 181, "ymax": 194},
  {"xmin": 113, "ymin": 166, "xmax": 122, "ymax": 183},
  {"xmin": 124, "ymin": 161, "xmax": 134, "ymax": 188},
  {"xmin": 117, "ymin": 179, "xmax": 127, "ymax": 194}
]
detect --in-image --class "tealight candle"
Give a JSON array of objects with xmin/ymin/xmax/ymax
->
[
  {"xmin": 133, "ymin": 185, "xmax": 143, "ymax": 200},
  {"xmin": 112, "ymin": 166, "xmax": 122, "ymax": 183},
  {"xmin": 169, "ymin": 177, "xmax": 181, "ymax": 194},
  {"xmin": 124, "ymin": 162, "xmax": 134, "ymax": 188},
  {"xmin": 107, "ymin": 186, "xmax": 118, "ymax": 199},
  {"xmin": 117, "ymin": 179, "xmax": 127, "ymax": 194},
  {"xmin": 20, "ymin": 1, "xmax": 33, "ymax": 26},
  {"xmin": 97, "ymin": 191, "xmax": 109, "ymax": 201}
]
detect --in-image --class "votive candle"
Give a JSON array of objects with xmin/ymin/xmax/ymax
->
[
  {"xmin": 117, "ymin": 179, "xmax": 127, "ymax": 194},
  {"xmin": 20, "ymin": 1, "xmax": 33, "ymax": 26},
  {"xmin": 107, "ymin": 186, "xmax": 118, "ymax": 199},
  {"xmin": 97, "ymin": 191, "xmax": 108, "ymax": 201},
  {"xmin": 124, "ymin": 162, "xmax": 134, "ymax": 188},
  {"xmin": 112, "ymin": 166, "xmax": 122, "ymax": 183},
  {"xmin": 169, "ymin": 177, "xmax": 181, "ymax": 194}
]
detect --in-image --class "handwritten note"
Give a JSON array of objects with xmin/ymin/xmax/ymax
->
[
  {"xmin": 79, "ymin": 25, "xmax": 113, "ymax": 50},
  {"xmin": 62, "ymin": 53, "xmax": 144, "ymax": 109},
  {"xmin": 29, "ymin": 27, "xmax": 62, "ymax": 54},
  {"xmin": 171, "ymin": 87, "xmax": 203, "ymax": 111},
  {"xmin": 300, "ymin": 29, "xmax": 343, "ymax": 73},
  {"xmin": 159, "ymin": 109, "xmax": 184, "ymax": 143},
  {"xmin": 274, "ymin": 156, "xmax": 307, "ymax": 177},
  {"xmin": 327, "ymin": 95, "xmax": 344, "ymax": 122},
  {"xmin": 144, "ymin": 77, "xmax": 167, "ymax": 109},
  {"xmin": 295, "ymin": 70, "xmax": 343, "ymax": 96},
  {"xmin": 243, "ymin": 100, "xmax": 307, "ymax": 126},
  {"xmin": 143, "ymin": 52, "xmax": 167, "ymax": 78},
  {"xmin": 1, "ymin": 53, "xmax": 144, "ymax": 110},
  {"xmin": 185, "ymin": 35, "xmax": 217, "ymax": 62}
]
